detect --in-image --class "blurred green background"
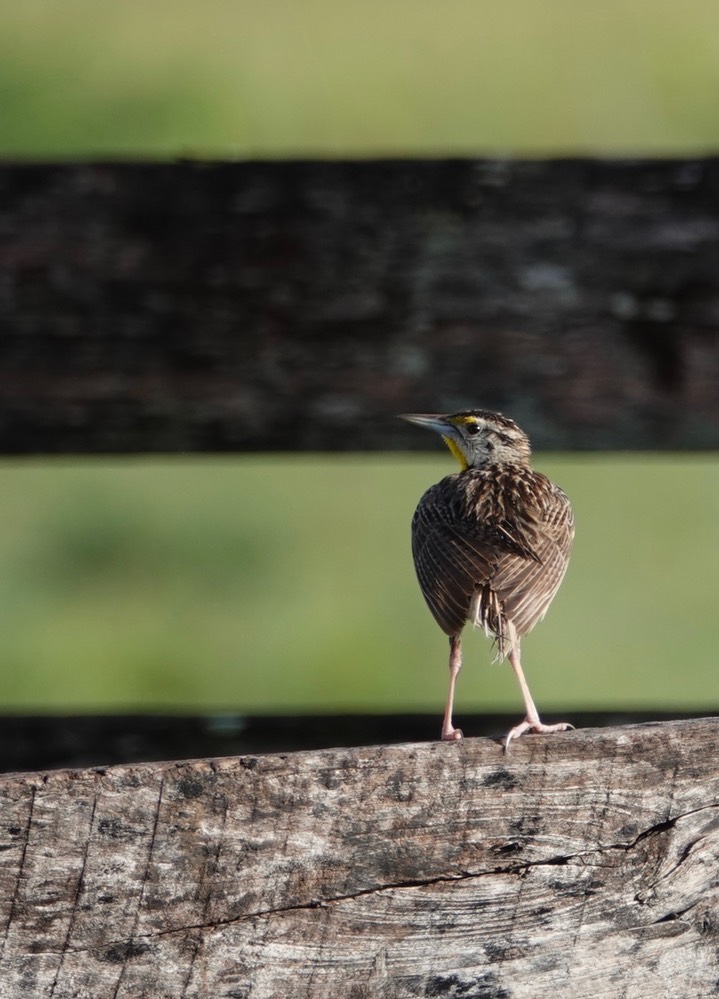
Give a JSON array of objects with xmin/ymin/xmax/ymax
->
[
  {"xmin": 0, "ymin": 457, "xmax": 717, "ymax": 712},
  {"xmin": 1, "ymin": 2, "xmax": 718, "ymax": 714},
  {"xmin": 4, "ymin": 0, "xmax": 719, "ymax": 157}
]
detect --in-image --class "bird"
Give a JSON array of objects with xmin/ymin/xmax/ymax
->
[{"xmin": 401, "ymin": 409, "xmax": 574, "ymax": 750}]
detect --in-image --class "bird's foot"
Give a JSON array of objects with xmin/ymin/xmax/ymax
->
[
  {"xmin": 503, "ymin": 718, "xmax": 574, "ymax": 753},
  {"xmin": 441, "ymin": 725, "xmax": 464, "ymax": 742}
]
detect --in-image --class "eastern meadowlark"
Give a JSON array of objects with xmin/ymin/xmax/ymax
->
[{"xmin": 402, "ymin": 409, "xmax": 574, "ymax": 750}]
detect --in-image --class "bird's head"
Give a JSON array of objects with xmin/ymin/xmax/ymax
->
[{"xmin": 401, "ymin": 409, "xmax": 532, "ymax": 470}]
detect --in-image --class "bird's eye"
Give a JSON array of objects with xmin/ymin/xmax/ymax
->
[{"xmin": 465, "ymin": 423, "xmax": 480, "ymax": 436}]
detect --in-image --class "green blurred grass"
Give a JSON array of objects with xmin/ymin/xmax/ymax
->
[
  {"xmin": 0, "ymin": 456, "xmax": 717, "ymax": 713},
  {"xmin": 3, "ymin": 1, "xmax": 719, "ymax": 157}
]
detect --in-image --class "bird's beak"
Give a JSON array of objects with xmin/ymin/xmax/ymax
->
[
  {"xmin": 400, "ymin": 413, "xmax": 459, "ymax": 440},
  {"xmin": 400, "ymin": 413, "xmax": 469, "ymax": 469}
]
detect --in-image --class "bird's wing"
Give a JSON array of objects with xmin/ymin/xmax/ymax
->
[
  {"xmin": 412, "ymin": 475, "xmax": 573, "ymax": 643},
  {"xmin": 412, "ymin": 493, "xmax": 539, "ymax": 637},
  {"xmin": 413, "ymin": 519, "xmax": 499, "ymax": 635},
  {"xmin": 489, "ymin": 484, "xmax": 574, "ymax": 640}
]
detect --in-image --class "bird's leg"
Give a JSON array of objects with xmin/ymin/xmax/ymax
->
[
  {"xmin": 504, "ymin": 641, "xmax": 573, "ymax": 752},
  {"xmin": 441, "ymin": 634, "xmax": 464, "ymax": 741}
]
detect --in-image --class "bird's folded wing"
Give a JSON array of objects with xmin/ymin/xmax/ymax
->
[
  {"xmin": 492, "ymin": 496, "xmax": 574, "ymax": 636},
  {"xmin": 413, "ymin": 518, "xmax": 537, "ymax": 636}
]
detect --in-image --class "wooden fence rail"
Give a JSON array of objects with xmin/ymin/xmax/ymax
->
[
  {"xmin": 2, "ymin": 158, "xmax": 719, "ymax": 453},
  {"xmin": 1, "ymin": 718, "xmax": 718, "ymax": 998}
]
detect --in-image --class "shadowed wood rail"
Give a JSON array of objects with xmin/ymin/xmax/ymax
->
[
  {"xmin": 2, "ymin": 158, "xmax": 719, "ymax": 453},
  {"xmin": 1, "ymin": 718, "xmax": 718, "ymax": 998}
]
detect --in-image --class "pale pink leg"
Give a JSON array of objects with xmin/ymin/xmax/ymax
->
[
  {"xmin": 504, "ymin": 642, "xmax": 573, "ymax": 752},
  {"xmin": 441, "ymin": 634, "xmax": 464, "ymax": 742}
]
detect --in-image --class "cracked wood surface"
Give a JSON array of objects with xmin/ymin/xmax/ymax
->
[
  {"xmin": 1, "ymin": 718, "xmax": 718, "ymax": 998},
  {"xmin": 3, "ymin": 159, "xmax": 719, "ymax": 453}
]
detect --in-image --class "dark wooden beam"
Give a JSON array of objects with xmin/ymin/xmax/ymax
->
[
  {"xmin": 3, "ymin": 159, "xmax": 719, "ymax": 453},
  {"xmin": 1, "ymin": 718, "xmax": 718, "ymax": 997}
]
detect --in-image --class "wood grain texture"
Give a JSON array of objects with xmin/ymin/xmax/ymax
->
[
  {"xmin": 1, "ymin": 718, "xmax": 718, "ymax": 998},
  {"xmin": 2, "ymin": 159, "xmax": 719, "ymax": 453}
]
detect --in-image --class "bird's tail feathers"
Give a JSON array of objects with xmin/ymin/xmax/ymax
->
[{"xmin": 470, "ymin": 587, "xmax": 518, "ymax": 661}]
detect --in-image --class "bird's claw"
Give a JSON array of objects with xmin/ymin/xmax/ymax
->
[{"xmin": 503, "ymin": 719, "xmax": 574, "ymax": 753}]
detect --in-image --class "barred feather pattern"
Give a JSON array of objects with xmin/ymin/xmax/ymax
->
[{"xmin": 411, "ymin": 465, "xmax": 574, "ymax": 659}]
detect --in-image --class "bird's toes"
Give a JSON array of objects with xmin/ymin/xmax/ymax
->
[
  {"xmin": 503, "ymin": 718, "xmax": 574, "ymax": 752},
  {"xmin": 534, "ymin": 720, "xmax": 574, "ymax": 734},
  {"xmin": 503, "ymin": 720, "xmax": 531, "ymax": 752}
]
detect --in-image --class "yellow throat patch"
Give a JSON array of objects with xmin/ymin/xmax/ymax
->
[{"xmin": 441, "ymin": 435, "xmax": 469, "ymax": 470}]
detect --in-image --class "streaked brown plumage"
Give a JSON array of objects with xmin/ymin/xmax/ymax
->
[{"xmin": 402, "ymin": 409, "xmax": 574, "ymax": 750}]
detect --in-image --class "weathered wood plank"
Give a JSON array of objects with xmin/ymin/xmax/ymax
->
[
  {"xmin": 2, "ymin": 159, "xmax": 719, "ymax": 453},
  {"xmin": 1, "ymin": 718, "xmax": 718, "ymax": 997}
]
